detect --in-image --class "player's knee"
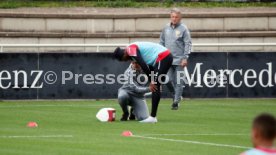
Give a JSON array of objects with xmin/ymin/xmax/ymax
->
[
  {"xmin": 152, "ymin": 90, "xmax": 161, "ymax": 96},
  {"xmin": 175, "ymin": 83, "xmax": 184, "ymax": 88},
  {"xmin": 136, "ymin": 114, "xmax": 148, "ymax": 121},
  {"xmin": 133, "ymin": 108, "xmax": 149, "ymax": 121}
]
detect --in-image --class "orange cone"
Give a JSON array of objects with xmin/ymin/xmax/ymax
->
[
  {"xmin": 121, "ymin": 131, "xmax": 133, "ymax": 137},
  {"xmin": 27, "ymin": 122, "xmax": 38, "ymax": 128}
]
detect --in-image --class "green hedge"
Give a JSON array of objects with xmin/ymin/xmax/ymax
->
[{"xmin": 0, "ymin": 0, "xmax": 275, "ymax": 8}]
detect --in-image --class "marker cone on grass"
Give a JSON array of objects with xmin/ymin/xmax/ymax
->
[
  {"xmin": 122, "ymin": 131, "xmax": 133, "ymax": 137},
  {"xmin": 27, "ymin": 122, "xmax": 38, "ymax": 128}
]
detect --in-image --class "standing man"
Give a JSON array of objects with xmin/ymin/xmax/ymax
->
[
  {"xmin": 113, "ymin": 42, "xmax": 173, "ymax": 123},
  {"xmin": 160, "ymin": 8, "xmax": 192, "ymax": 110},
  {"xmin": 118, "ymin": 62, "xmax": 150, "ymax": 121}
]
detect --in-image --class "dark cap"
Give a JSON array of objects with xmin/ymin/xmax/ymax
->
[{"xmin": 113, "ymin": 47, "xmax": 125, "ymax": 61}]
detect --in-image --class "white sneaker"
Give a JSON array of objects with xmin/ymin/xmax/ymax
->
[{"xmin": 139, "ymin": 116, "xmax": 157, "ymax": 123}]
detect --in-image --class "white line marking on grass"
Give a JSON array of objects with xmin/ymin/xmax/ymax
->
[
  {"xmin": 0, "ymin": 104, "xmax": 114, "ymax": 108},
  {"xmin": 0, "ymin": 135, "xmax": 73, "ymax": 138},
  {"xmin": 132, "ymin": 135, "xmax": 250, "ymax": 149},
  {"xmin": 140, "ymin": 133, "xmax": 248, "ymax": 136}
]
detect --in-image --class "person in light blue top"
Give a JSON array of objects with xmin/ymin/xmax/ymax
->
[
  {"xmin": 113, "ymin": 42, "xmax": 173, "ymax": 123},
  {"xmin": 133, "ymin": 42, "xmax": 168, "ymax": 66},
  {"xmin": 240, "ymin": 113, "xmax": 276, "ymax": 155}
]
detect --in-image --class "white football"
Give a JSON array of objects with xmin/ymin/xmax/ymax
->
[{"xmin": 96, "ymin": 108, "xmax": 116, "ymax": 122}]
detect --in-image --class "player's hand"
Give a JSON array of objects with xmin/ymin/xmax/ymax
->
[
  {"xmin": 180, "ymin": 59, "xmax": 188, "ymax": 68},
  {"xmin": 149, "ymin": 82, "xmax": 157, "ymax": 92}
]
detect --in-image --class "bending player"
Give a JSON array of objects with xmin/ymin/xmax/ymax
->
[
  {"xmin": 113, "ymin": 42, "xmax": 173, "ymax": 123},
  {"xmin": 118, "ymin": 61, "xmax": 151, "ymax": 121},
  {"xmin": 241, "ymin": 113, "xmax": 276, "ymax": 155}
]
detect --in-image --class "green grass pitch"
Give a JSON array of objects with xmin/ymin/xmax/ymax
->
[{"xmin": 0, "ymin": 99, "xmax": 275, "ymax": 155}]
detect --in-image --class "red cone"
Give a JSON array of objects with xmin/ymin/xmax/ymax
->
[
  {"xmin": 122, "ymin": 131, "xmax": 133, "ymax": 137},
  {"xmin": 27, "ymin": 122, "xmax": 38, "ymax": 128}
]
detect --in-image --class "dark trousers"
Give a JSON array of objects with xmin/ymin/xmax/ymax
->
[{"xmin": 151, "ymin": 54, "xmax": 173, "ymax": 117}]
